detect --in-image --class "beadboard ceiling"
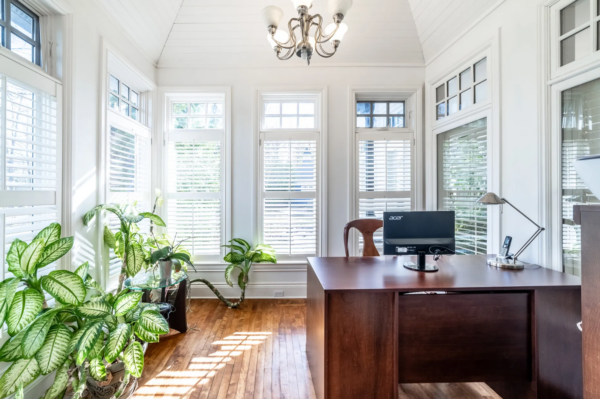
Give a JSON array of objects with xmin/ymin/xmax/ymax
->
[{"xmin": 96, "ymin": 0, "xmax": 503, "ymax": 68}]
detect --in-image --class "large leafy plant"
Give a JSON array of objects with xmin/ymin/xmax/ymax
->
[
  {"xmin": 0, "ymin": 223, "xmax": 169, "ymax": 399},
  {"xmin": 84, "ymin": 199, "xmax": 166, "ymax": 292},
  {"xmin": 189, "ymin": 239, "xmax": 276, "ymax": 309}
]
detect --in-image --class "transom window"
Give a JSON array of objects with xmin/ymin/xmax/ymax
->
[
  {"xmin": 109, "ymin": 75, "xmax": 140, "ymax": 122},
  {"xmin": 558, "ymin": 0, "xmax": 600, "ymax": 66},
  {"xmin": 264, "ymin": 101, "xmax": 315, "ymax": 129},
  {"xmin": 356, "ymin": 101, "xmax": 405, "ymax": 128},
  {"xmin": 436, "ymin": 58, "xmax": 487, "ymax": 120},
  {"xmin": 172, "ymin": 102, "xmax": 223, "ymax": 129},
  {"xmin": 0, "ymin": 0, "xmax": 41, "ymax": 65}
]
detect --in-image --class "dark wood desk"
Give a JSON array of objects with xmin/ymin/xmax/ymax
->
[{"xmin": 306, "ymin": 255, "xmax": 582, "ymax": 399}]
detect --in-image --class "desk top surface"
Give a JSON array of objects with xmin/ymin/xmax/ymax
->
[{"xmin": 307, "ymin": 255, "xmax": 581, "ymax": 292}]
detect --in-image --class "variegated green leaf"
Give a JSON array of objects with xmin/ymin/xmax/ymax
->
[
  {"xmin": 36, "ymin": 237, "xmax": 74, "ymax": 271},
  {"xmin": 22, "ymin": 311, "xmax": 56, "ymax": 358},
  {"xmin": 74, "ymin": 321, "xmax": 104, "ymax": 365},
  {"xmin": 224, "ymin": 264, "xmax": 236, "ymax": 287},
  {"xmin": 14, "ymin": 383, "xmax": 23, "ymax": 399},
  {"xmin": 221, "ymin": 244, "xmax": 246, "ymax": 254},
  {"xmin": 113, "ymin": 292, "xmax": 142, "ymax": 317},
  {"xmin": 34, "ymin": 223, "xmax": 61, "ymax": 248},
  {"xmin": 89, "ymin": 358, "xmax": 107, "ymax": 381},
  {"xmin": 6, "ymin": 239, "xmax": 27, "ymax": 278},
  {"xmin": 125, "ymin": 243, "xmax": 144, "ymax": 277},
  {"xmin": 134, "ymin": 323, "xmax": 159, "ymax": 343},
  {"xmin": 238, "ymin": 272, "xmax": 246, "ymax": 290},
  {"xmin": 43, "ymin": 360, "xmax": 70, "ymax": 399},
  {"xmin": 139, "ymin": 212, "xmax": 166, "ymax": 227},
  {"xmin": 74, "ymin": 262, "xmax": 89, "ymax": 280},
  {"xmin": 35, "ymin": 324, "xmax": 72, "ymax": 375},
  {"xmin": 88, "ymin": 332, "xmax": 105, "ymax": 359},
  {"xmin": 75, "ymin": 300, "xmax": 111, "ymax": 319},
  {"xmin": 139, "ymin": 310, "xmax": 169, "ymax": 335},
  {"xmin": 41, "ymin": 270, "xmax": 86, "ymax": 305},
  {"xmin": 85, "ymin": 275, "xmax": 105, "ymax": 295},
  {"xmin": 0, "ymin": 358, "xmax": 41, "ymax": 398},
  {"xmin": 0, "ymin": 327, "xmax": 27, "ymax": 361},
  {"xmin": 224, "ymin": 252, "xmax": 244, "ymax": 265},
  {"xmin": 68, "ymin": 327, "xmax": 85, "ymax": 353},
  {"xmin": 123, "ymin": 341, "xmax": 144, "ymax": 378},
  {"xmin": 0, "ymin": 278, "xmax": 21, "ymax": 326},
  {"xmin": 20, "ymin": 239, "xmax": 45, "ymax": 275},
  {"xmin": 104, "ymin": 314, "xmax": 118, "ymax": 331},
  {"xmin": 83, "ymin": 205, "xmax": 122, "ymax": 227},
  {"xmin": 103, "ymin": 226, "xmax": 117, "ymax": 249},
  {"xmin": 251, "ymin": 251, "xmax": 277, "ymax": 263},
  {"xmin": 7, "ymin": 289, "xmax": 44, "ymax": 336},
  {"xmin": 105, "ymin": 324, "xmax": 132, "ymax": 363},
  {"xmin": 230, "ymin": 238, "xmax": 251, "ymax": 250}
]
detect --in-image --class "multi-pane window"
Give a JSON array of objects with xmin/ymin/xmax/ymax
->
[
  {"xmin": 108, "ymin": 75, "xmax": 140, "ymax": 122},
  {"xmin": 436, "ymin": 58, "xmax": 487, "ymax": 120},
  {"xmin": 0, "ymin": 0, "xmax": 41, "ymax": 65},
  {"xmin": 561, "ymin": 78, "xmax": 600, "ymax": 276},
  {"xmin": 557, "ymin": 0, "xmax": 600, "ymax": 66},
  {"xmin": 437, "ymin": 118, "xmax": 488, "ymax": 255},
  {"xmin": 172, "ymin": 101, "xmax": 223, "ymax": 130},
  {"xmin": 356, "ymin": 101, "xmax": 405, "ymax": 128},
  {"xmin": 165, "ymin": 94, "xmax": 227, "ymax": 262},
  {"xmin": 259, "ymin": 95, "xmax": 320, "ymax": 260},
  {"xmin": 0, "ymin": 74, "xmax": 61, "ymax": 286}
]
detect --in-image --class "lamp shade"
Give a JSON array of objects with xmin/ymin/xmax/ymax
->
[
  {"xmin": 325, "ymin": 23, "xmax": 348, "ymax": 41},
  {"xmin": 328, "ymin": 0, "xmax": 353, "ymax": 16},
  {"xmin": 291, "ymin": 0, "xmax": 313, "ymax": 9},
  {"xmin": 476, "ymin": 192, "xmax": 505, "ymax": 205},
  {"xmin": 261, "ymin": 6, "xmax": 284, "ymax": 28},
  {"xmin": 267, "ymin": 30, "xmax": 290, "ymax": 49}
]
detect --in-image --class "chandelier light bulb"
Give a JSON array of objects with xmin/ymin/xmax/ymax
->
[
  {"xmin": 291, "ymin": 0, "xmax": 314, "ymax": 9},
  {"xmin": 325, "ymin": 23, "xmax": 348, "ymax": 41},
  {"xmin": 267, "ymin": 30, "xmax": 290, "ymax": 49},
  {"xmin": 261, "ymin": 6, "xmax": 284, "ymax": 28},
  {"xmin": 327, "ymin": 0, "xmax": 353, "ymax": 17}
]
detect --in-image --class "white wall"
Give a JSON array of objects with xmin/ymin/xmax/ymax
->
[
  {"xmin": 157, "ymin": 66, "xmax": 425, "ymax": 297},
  {"xmin": 425, "ymin": 0, "xmax": 545, "ymax": 265}
]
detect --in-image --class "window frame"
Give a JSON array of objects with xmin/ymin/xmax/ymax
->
[
  {"xmin": 355, "ymin": 100, "xmax": 407, "ymax": 128},
  {"xmin": 256, "ymin": 89, "xmax": 327, "ymax": 262},
  {"xmin": 108, "ymin": 74, "xmax": 140, "ymax": 122},
  {"xmin": 160, "ymin": 88, "xmax": 232, "ymax": 265},
  {"xmin": 0, "ymin": 0, "xmax": 41, "ymax": 66}
]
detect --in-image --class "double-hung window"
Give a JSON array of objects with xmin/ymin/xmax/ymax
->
[
  {"xmin": 0, "ymin": 0, "xmax": 41, "ymax": 65},
  {"xmin": 164, "ymin": 92, "xmax": 229, "ymax": 263},
  {"xmin": 353, "ymin": 99, "xmax": 413, "ymax": 254},
  {"xmin": 259, "ymin": 93, "xmax": 321, "ymax": 261}
]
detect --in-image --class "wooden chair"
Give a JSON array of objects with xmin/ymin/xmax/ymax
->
[{"xmin": 343, "ymin": 219, "xmax": 384, "ymax": 257}]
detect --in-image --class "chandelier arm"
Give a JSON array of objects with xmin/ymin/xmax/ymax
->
[
  {"xmin": 316, "ymin": 42, "xmax": 336, "ymax": 58},
  {"xmin": 277, "ymin": 47, "xmax": 295, "ymax": 60}
]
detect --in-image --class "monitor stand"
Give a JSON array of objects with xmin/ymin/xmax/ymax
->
[{"xmin": 404, "ymin": 251, "xmax": 439, "ymax": 272}]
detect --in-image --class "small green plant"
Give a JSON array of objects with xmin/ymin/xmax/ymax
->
[
  {"xmin": 0, "ymin": 223, "xmax": 170, "ymax": 399},
  {"xmin": 189, "ymin": 239, "xmax": 276, "ymax": 308},
  {"xmin": 149, "ymin": 235, "xmax": 195, "ymax": 273}
]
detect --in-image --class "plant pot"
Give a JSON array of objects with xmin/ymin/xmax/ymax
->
[
  {"xmin": 574, "ymin": 155, "xmax": 600, "ymax": 200},
  {"xmin": 158, "ymin": 260, "xmax": 172, "ymax": 280}
]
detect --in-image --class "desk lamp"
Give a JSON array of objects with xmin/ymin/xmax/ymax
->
[{"xmin": 476, "ymin": 192, "xmax": 545, "ymax": 270}]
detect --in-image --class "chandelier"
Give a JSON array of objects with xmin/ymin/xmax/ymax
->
[{"xmin": 261, "ymin": 0, "xmax": 353, "ymax": 65}]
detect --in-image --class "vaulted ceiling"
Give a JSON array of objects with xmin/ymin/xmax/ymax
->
[{"xmin": 95, "ymin": 0, "xmax": 502, "ymax": 68}]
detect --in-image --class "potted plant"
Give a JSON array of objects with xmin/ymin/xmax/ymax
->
[
  {"xmin": 149, "ymin": 235, "xmax": 195, "ymax": 279},
  {"xmin": 189, "ymin": 239, "xmax": 276, "ymax": 308},
  {"xmin": 0, "ymin": 222, "xmax": 170, "ymax": 399}
]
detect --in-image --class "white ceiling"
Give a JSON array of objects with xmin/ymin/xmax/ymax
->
[{"xmin": 95, "ymin": 0, "xmax": 502, "ymax": 68}]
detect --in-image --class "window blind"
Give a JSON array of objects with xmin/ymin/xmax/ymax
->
[
  {"xmin": 357, "ymin": 138, "xmax": 412, "ymax": 253},
  {"xmin": 561, "ymin": 80, "xmax": 600, "ymax": 276},
  {"xmin": 262, "ymin": 139, "xmax": 318, "ymax": 256},
  {"xmin": 0, "ymin": 76, "xmax": 60, "ymax": 284},
  {"xmin": 437, "ymin": 118, "xmax": 488, "ymax": 255}
]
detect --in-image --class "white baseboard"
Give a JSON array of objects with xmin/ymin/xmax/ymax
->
[{"xmin": 189, "ymin": 283, "xmax": 307, "ymax": 299}]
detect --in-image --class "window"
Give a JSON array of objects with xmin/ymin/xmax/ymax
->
[
  {"xmin": 436, "ymin": 58, "xmax": 487, "ymax": 120},
  {"xmin": 560, "ymin": 78, "xmax": 600, "ymax": 276},
  {"xmin": 164, "ymin": 92, "xmax": 229, "ymax": 263},
  {"xmin": 108, "ymin": 75, "xmax": 140, "ymax": 122},
  {"xmin": 0, "ymin": 74, "xmax": 61, "ymax": 284},
  {"xmin": 437, "ymin": 118, "xmax": 488, "ymax": 255},
  {"xmin": 556, "ymin": 0, "xmax": 599, "ymax": 66},
  {"xmin": 259, "ymin": 94, "xmax": 321, "ymax": 260},
  {"xmin": 356, "ymin": 101, "xmax": 405, "ymax": 128},
  {"xmin": 0, "ymin": 0, "xmax": 41, "ymax": 65}
]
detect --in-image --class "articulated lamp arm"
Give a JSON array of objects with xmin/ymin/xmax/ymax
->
[{"xmin": 501, "ymin": 198, "xmax": 545, "ymax": 263}]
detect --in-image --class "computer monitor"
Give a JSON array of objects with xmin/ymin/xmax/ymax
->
[{"xmin": 383, "ymin": 211, "xmax": 455, "ymax": 272}]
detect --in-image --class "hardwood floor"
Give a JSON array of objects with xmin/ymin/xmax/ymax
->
[{"xmin": 135, "ymin": 299, "xmax": 502, "ymax": 399}]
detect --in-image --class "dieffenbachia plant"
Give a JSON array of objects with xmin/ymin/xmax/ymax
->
[
  {"xmin": 83, "ymin": 201, "xmax": 166, "ymax": 292},
  {"xmin": 189, "ymin": 239, "xmax": 276, "ymax": 309},
  {"xmin": 0, "ymin": 223, "xmax": 170, "ymax": 399}
]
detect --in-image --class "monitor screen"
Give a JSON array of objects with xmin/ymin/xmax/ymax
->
[{"xmin": 383, "ymin": 211, "xmax": 455, "ymax": 256}]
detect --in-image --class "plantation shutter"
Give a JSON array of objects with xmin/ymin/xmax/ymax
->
[
  {"xmin": 0, "ymin": 74, "xmax": 62, "ymax": 282},
  {"xmin": 437, "ymin": 118, "xmax": 488, "ymax": 255},
  {"xmin": 357, "ymin": 133, "xmax": 412, "ymax": 253},
  {"xmin": 167, "ymin": 133, "xmax": 223, "ymax": 258}
]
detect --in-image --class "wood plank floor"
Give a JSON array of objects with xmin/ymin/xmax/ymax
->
[{"xmin": 134, "ymin": 299, "xmax": 502, "ymax": 399}]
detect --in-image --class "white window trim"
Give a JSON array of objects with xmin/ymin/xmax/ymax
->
[
  {"xmin": 255, "ymin": 87, "xmax": 328, "ymax": 263},
  {"xmin": 157, "ymin": 86, "xmax": 232, "ymax": 266},
  {"xmin": 426, "ymin": 38, "xmax": 501, "ymax": 256},
  {"xmin": 347, "ymin": 87, "xmax": 423, "ymax": 256}
]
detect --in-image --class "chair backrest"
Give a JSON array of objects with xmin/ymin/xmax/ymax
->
[{"xmin": 344, "ymin": 219, "xmax": 384, "ymax": 257}]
